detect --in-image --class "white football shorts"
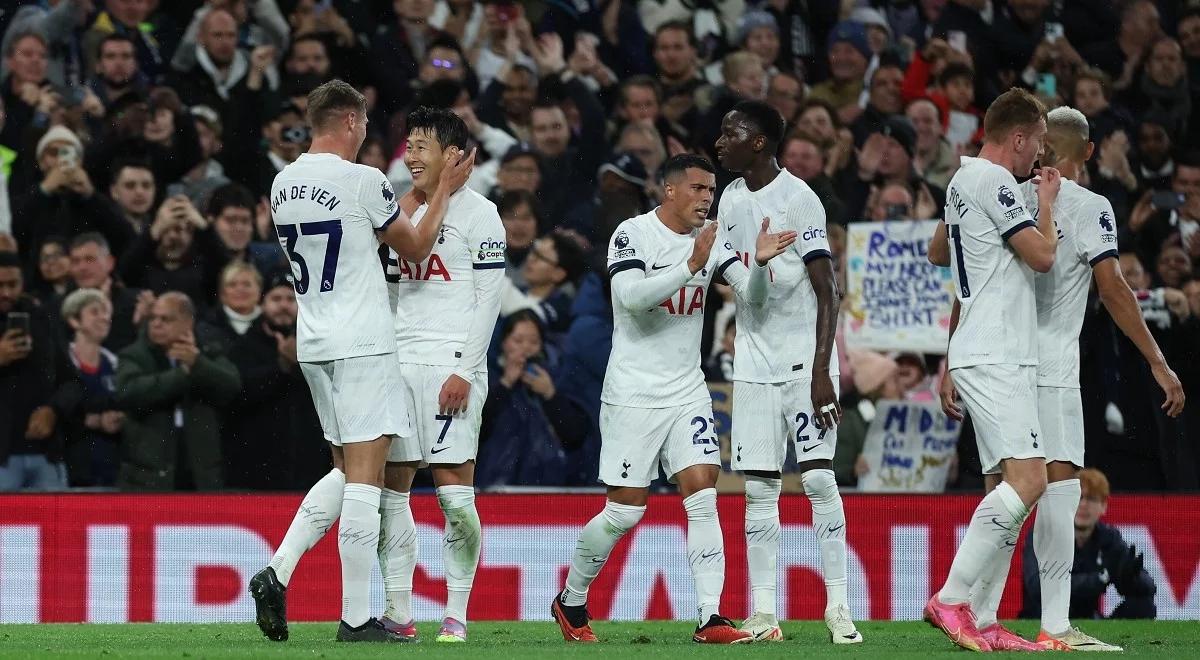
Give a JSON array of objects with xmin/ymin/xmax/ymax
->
[
  {"xmin": 731, "ymin": 377, "xmax": 840, "ymax": 471},
  {"xmin": 598, "ymin": 400, "xmax": 721, "ymax": 487},
  {"xmin": 299, "ymin": 353, "xmax": 411, "ymax": 446},
  {"xmin": 952, "ymin": 363, "xmax": 1043, "ymax": 474},
  {"xmin": 388, "ymin": 362, "xmax": 486, "ymax": 465},
  {"xmin": 1037, "ymin": 385, "xmax": 1085, "ymax": 468}
]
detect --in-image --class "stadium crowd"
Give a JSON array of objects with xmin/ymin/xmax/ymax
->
[{"xmin": 0, "ymin": 0, "xmax": 1197, "ymax": 493}]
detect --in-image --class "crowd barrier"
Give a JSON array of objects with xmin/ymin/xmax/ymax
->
[{"xmin": 2, "ymin": 493, "xmax": 1197, "ymax": 622}]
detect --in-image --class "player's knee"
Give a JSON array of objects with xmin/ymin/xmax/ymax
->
[
  {"xmin": 801, "ymin": 468, "xmax": 839, "ymax": 505},
  {"xmin": 682, "ymin": 487, "xmax": 718, "ymax": 522},
  {"xmin": 436, "ymin": 484, "xmax": 476, "ymax": 513},
  {"xmin": 601, "ymin": 499, "xmax": 646, "ymax": 532},
  {"xmin": 745, "ymin": 475, "xmax": 781, "ymax": 520}
]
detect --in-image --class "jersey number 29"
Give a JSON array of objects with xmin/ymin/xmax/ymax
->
[{"xmin": 277, "ymin": 220, "xmax": 343, "ymax": 294}]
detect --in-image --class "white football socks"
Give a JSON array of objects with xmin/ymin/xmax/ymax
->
[
  {"xmin": 744, "ymin": 475, "xmax": 782, "ymax": 616},
  {"xmin": 1035, "ymin": 479, "xmax": 1081, "ymax": 635},
  {"xmin": 378, "ymin": 488, "xmax": 418, "ymax": 624},
  {"xmin": 339, "ymin": 483, "xmax": 382, "ymax": 627},
  {"xmin": 437, "ymin": 485, "xmax": 481, "ymax": 623},
  {"xmin": 268, "ymin": 468, "xmax": 345, "ymax": 586},
  {"xmin": 940, "ymin": 481, "xmax": 1029, "ymax": 604},
  {"xmin": 969, "ymin": 537, "xmax": 1016, "ymax": 629},
  {"xmin": 803, "ymin": 469, "xmax": 849, "ymax": 610},
  {"xmin": 684, "ymin": 488, "xmax": 725, "ymax": 627},
  {"xmin": 562, "ymin": 500, "xmax": 645, "ymax": 607}
]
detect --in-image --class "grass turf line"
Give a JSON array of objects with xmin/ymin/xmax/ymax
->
[{"xmin": 0, "ymin": 620, "xmax": 1192, "ymax": 658}]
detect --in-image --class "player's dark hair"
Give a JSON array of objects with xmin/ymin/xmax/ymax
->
[
  {"xmin": 661, "ymin": 153, "xmax": 715, "ymax": 182},
  {"xmin": 405, "ymin": 105, "xmax": 469, "ymax": 151},
  {"xmin": 206, "ymin": 182, "xmax": 256, "ymax": 218},
  {"xmin": 306, "ymin": 79, "xmax": 366, "ymax": 133},
  {"xmin": 731, "ymin": 100, "xmax": 786, "ymax": 148}
]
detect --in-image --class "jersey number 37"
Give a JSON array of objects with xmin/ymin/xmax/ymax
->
[{"xmin": 278, "ymin": 220, "xmax": 343, "ymax": 294}]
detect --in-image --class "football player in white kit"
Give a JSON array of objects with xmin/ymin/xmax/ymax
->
[
  {"xmin": 920, "ymin": 88, "xmax": 1063, "ymax": 653},
  {"xmin": 370, "ymin": 107, "xmax": 506, "ymax": 643},
  {"xmin": 248, "ymin": 80, "xmax": 474, "ymax": 643},
  {"xmin": 551, "ymin": 154, "xmax": 797, "ymax": 645},
  {"xmin": 931, "ymin": 106, "xmax": 1185, "ymax": 651},
  {"xmin": 713, "ymin": 100, "xmax": 860, "ymax": 645}
]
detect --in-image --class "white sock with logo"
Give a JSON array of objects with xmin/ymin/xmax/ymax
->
[
  {"xmin": 269, "ymin": 468, "xmax": 344, "ymax": 586},
  {"xmin": 684, "ymin": 488, "xmax": 724, "ymax": 627},
  {"xmin": 437, "ymin": 485, "xmax": 481, "ymax": 623},
  {"xmin": 1035, "ymin": 479, "xmax": 1081, "ymax": 635},
  {"xmin": 378, "ymin": 488, "xmax": 418, "ymax": 624},
  {"xmin": 802, "ymin": 469, "xmax": 849, "ymax": 610},
  {"xmin": 940, "ymin": 481, "xmax": 1029, "ymax": 604},
  {"xmin": 338, "ymin": 483, "xmax": 382, "ymax": 627},
  {"xmin": 562, "ymin": 500, "xmax": 645, "ymax": 607},
  {"xmin": 969, "ymin": 541, "xmax": 1016, "ymax": 629},
  {"xmin": 745, "ymin": 475, "xmax": 782, "ymax": 616}
]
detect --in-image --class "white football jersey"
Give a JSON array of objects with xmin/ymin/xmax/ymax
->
[
  {"xmin": 943, "ymin": 156, "xmax": 1040, "ymax": 368},
  {"xmin": 1020, "ymin": 178, "xmax": 1119, "ymax": 387},
  {"xmin": 602, "ymin": 210, "xmax": 721, "ymax": 408},
  {"xmin": 385, "ymin": 187, "xmax": 506, "ymax": 371},
  {"xmin": 271, "ymin": 153, "xmax": 399, "ymax": 362},
  {"xmin": 716, "ymin": 170, "xmax": 839, "ymax": 383}
]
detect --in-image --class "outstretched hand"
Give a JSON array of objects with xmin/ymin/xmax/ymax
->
[{"xmin": 754, "ymin": 217, "xmax": 797, "ymax": 266}]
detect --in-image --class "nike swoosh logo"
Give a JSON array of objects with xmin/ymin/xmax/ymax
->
[
  {"xmin": 726, "ymin": 225, "xmax": 737, "ymax": 232},
  {"xmin": 703, "ymin": 448, "xmax": 719, "ymax": 454},
  {"xmin": 651, "ymin": 263, "xmax": 669, "ymax": 270},
  {"xmin": 431, "ymin": 446, "xmax": 450, "ymax": 454},
  {"xmin": 700, "ymin": 550, "xmax": 721, "ymax": 560},
  {"xmin": 801, "ymin": 443, "xmax": 821, "ymax": 452}
]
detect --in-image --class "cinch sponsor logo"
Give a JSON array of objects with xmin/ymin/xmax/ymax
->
[
  {"xmin": 479, "ymin": 239, "xmax": 506, "ymax": 250},
  {"xmin": 803, "ymin": 227, "xmax": 826, "ymax": 241}
]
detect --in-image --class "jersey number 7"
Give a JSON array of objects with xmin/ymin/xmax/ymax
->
[{"xmin": 278, "ymin": 220, "xmax": 343, "ymax": 294}]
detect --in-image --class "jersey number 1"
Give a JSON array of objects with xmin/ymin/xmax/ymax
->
[
  {"xmin": 277, "ymin": 220, "xmax": 343, "ymax": 294},
  {"xmin": 948, "ymin": 223, "xmax": 971, "ymax": 298}
]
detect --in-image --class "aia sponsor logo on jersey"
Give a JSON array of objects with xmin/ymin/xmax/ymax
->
[
  {"xmin": 659, "ymin": 286, "xmax": 705, "ymax": 315},
  {"xmin": 391, "ymin": 254, "xmax": 452, "ymax": 281}
]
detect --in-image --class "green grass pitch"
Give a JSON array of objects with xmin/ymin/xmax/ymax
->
[{"xmin": 0, "ymin": 620, "xmax": 1192, "ymax": 658}]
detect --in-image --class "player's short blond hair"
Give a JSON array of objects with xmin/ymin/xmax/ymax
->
[
  {"xmin": 307, "ymin": 79, "xmax": 366, "ymax": 134},
  {"xmin": 1045, "ymin": 106, "xmax": 1090, "ymax": 164},
  {"xmin": 983, "ymin": 88, "xmax": 1046, "ymax": 144}
]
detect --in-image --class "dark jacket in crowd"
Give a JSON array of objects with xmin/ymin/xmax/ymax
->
[
  {"xmin": 552, "ymin": 273, "xmax": 612, "ymax": 484},
  {"xmin": 224, "ymin": 320, "xmax": 327, "ymax": 490},
  {"xmin": 12, "ymin": 188, "xmax": 135, "ymax": 276},
  {"xmin": 1021, "ymin": 521, "xmax": 1157, "ymax": 621},
  {"xmin": 51, "ymin": 344, "xmax": 121, "ymax": 487},
  {"xmin": 119, "ymin": 227, "xmax": 229, "ymax": 306},
  {"xmin": 0, "ymin": 299, "xmax": 60, "ymax": 464},
  {"xmin": 114, "ymin": 334, "xmax": 240, "ymax": 490}
]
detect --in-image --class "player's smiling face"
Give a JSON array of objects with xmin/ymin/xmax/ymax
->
[
  {"xmin": 715, "ymin": 112, "xmax": 760, "ymax": 173},
  {"xmin": 404, "ymin": 127, "xmax": 448, "ymax": 192},
  {"xmin": 664, "ymin": 167, "xmax": 715, "ymax": 227}
]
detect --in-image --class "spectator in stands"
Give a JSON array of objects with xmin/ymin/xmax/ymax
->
[
  {"xmin": 1121, "ymin": 37, "xmax": 1190, "ymax": 144},
  {"xmin": 201, "ymin": 260, "xmax": 262, "ymax": 349},
  {"xmin": 115, "ymin": 291, "xmax": 240, "ymax": 491},
  {"xmin": 13, "ymin": 126, "xmax": 133, "ymax": 275},
  {"xmin": 703, "ymin": 317, "xmax": 735, "ymax": 383},
  {"xmin": 371, "ymin": 0, "xmax": 447, "ymax": 115},
  {"xmin": 797, "ymin": 98, "xmax": 855, "ymax": 178},
  {"xmin": 1127, "ymin": 155, "xmax": 1200, "ymax": 269},
  {"xmin": 766, "ymin": 71, "xmax": 804, "ymax": 127},
  {"xmin": 0, "ymin": 31, "xmax": 51, "ymax": 165},
  {"xmin": 170, "ymin": 105, "xmax": 231, "ymax": 207},
  {"xmin": 0, "ymin": 250, "xmax": 63, "ymax": 491},
  {"xmin": 107, "ymin": 159, "xmax": 157, "ymax": 234},
  {"xmin": 29, "ymin": 236, "xmax": 71, "ymax": 303},
  {"xmin": 478, "ymin": 64, "xmax": 536, "ymax": 142},
  {"xmin": 566, "ymin": 151, "xmax": 651, "ymax": 244},
  {"xmin": 866, "ymin": 182, "xmax": 917, "ymax": 222},
  {"xmin": 498, "ymin": 189, "xmax": 538, "ymax": 287},
  {"xmin": 736, "ymin": 11, "xmax": 782, "ymax": 75},
  {"xmin": 52, "ymin": 288, "xmax": 123, "ymax": 488},
  {"xmin": 615, "ymin": 122, "xmax": 667, "ymax": 189},
  {"xmin": 1081, "ymin": 0, "xmax": 1162, "ymax": 87},
  {"xmin": 506, "ymin": 230, "xmax": 586, "ymax": 332},
  {"xmin": 528, "ymin": 85, "xmax": 607, "ymax": 227},
  {"xmin": 1, "ymin": 0, "xmax": 91, "ymax": 91},
  {"xmin": 490, "ymin": 142, "xmax": 540, "ymax": 201},
  {"xmin": 851, "ymin": 63, "xmax": 906, "ymax": 145},
  {"xmin": 780, "ymin": 131, "xmax": 847, "ymax": 226},
  {"xmin": 168, "ymin": 9, "xmax": 269, "ymax": 117},
  {"xmin": 206, "ymin": 182, "xmax": 280, "ymax": 275},
  {"xmin": 282, "ymin": 34, "xmax": 333, "ymax": 80},
  {"xmin": 810, "ymin": 21, "xmax": 870, "ymax": 124},
  {"xmin": 88, "ymin": 33, "xmax": 147, "ymax": 110},
  {"xmin": 86, "ymin": 86, "xmax": 204, "ymax": 193},
  {"xmin": 65, "ymin": 233, "xmax": 150, "ymax": 353},
  {"xmin": 170, "ymin": 0, "xmax": 288, "ymax": 78},
  {"xmin": 118, "ymin": 194, "xmax": 227, "ymax": 304},
  {"xmin": 225, "ymin": 272, "xmax": 326, "ymax": 489},
  {"xmin": 1022, "ymin": 468, "xmax": 1157, "ymax": 620},
  {"xmin": 845, "ymin": 116, "xmax": 944, "ymax": 221},
  {"xmin": 477, "ymin": 309, "xmax": 588, "ymax": 488},
  {"xmin": 81, "ymin": 0, "xmax": 167, "ymax": 84},
  {"xmin": 1073, "ymin": 68, "xmax": 1133, "ymax": 154},
  {"xmin": 1155, "ymin": 245, "xmax": 1193, "ymax": 289},
  {"xmin": 906, "ymin": 98, "xmax": 957, "ymax": 190}
]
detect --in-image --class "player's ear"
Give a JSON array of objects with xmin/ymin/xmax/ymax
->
[{"xmin": 1085, "ymin": 141, "xmax": 1095, "ymax": 161}]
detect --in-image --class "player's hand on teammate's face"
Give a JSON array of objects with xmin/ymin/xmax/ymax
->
[
  {"xmin": 687, "ymin": 221, "xmax": 717, "ymax": 273},
  {"xmin": 1033, "ymin": 166, "xmax": 1062, "ymax": 203},
  {"xmin": 439, "ymin": 374, "xmax": 471, "ymax": 416},
  {"xmin": 521, "ymin": 364, "xmax": 556, "ymax": 400},
  {"xmin": 939, "ymin": 370, "xmax": 964, "ymax": 421},
  {"xmin": 811, "ymin": 373, "xmax": 841, "ymax": 429},
  {"xmin": 754, "ymin": 217, "xmax": 797, "ymax": 266},
  {"xmin": 436, "ymin": 147, "xmax": 477, "ymax": 195},
  {"xmin": 1151, "ymin": 362, "xmax": 1186, "ymax": 417}
]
